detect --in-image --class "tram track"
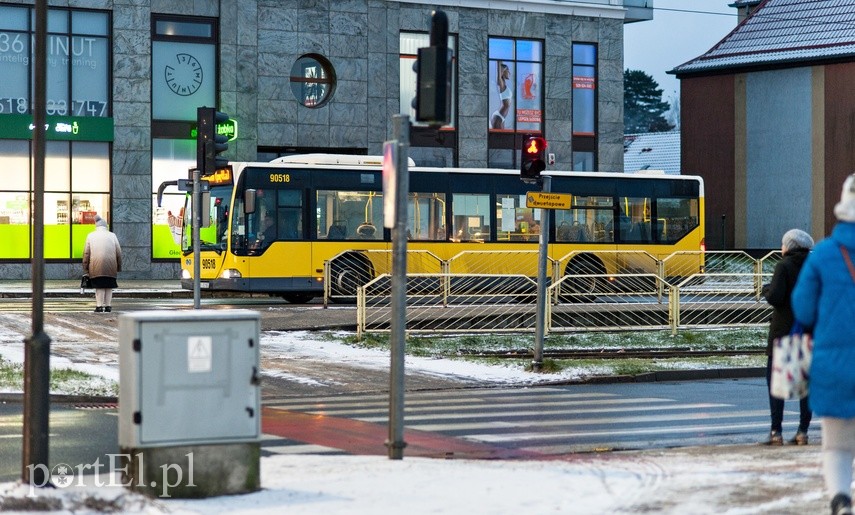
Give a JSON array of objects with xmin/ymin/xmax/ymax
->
[{"xmin": 457, "ymin": 347, "xmax": 766, "ymax": 359}]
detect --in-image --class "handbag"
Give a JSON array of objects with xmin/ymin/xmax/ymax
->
[
  {"xmin": 80, "ymin": 274, "xmax": 93, "ymax": 291},
  {"xmin": 770, "ymin": 322, "xmax": 812, "ymax": 400}
]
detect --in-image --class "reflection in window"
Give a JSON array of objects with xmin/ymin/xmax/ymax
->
[
  {"xmin": 399, "ymin": 33, "xmax": 457, "ymax": 129},
  {"xmin": 290, "ymin": 54, "xmax": 336, "ymax": 108},
  {"xmin": 451, "ymin": 194, "xmax": 489, "ymax": 242},
  {"xmin": 407, "ymin": 192, "xmax": 446, "ymax": 240},
  {"xmin": 488, "ymin": 38, "xmax": 543, "ymax": 134},
  {"xmin": 496, "ymin": 194, "xmax": 538, "ymax": 242},
  {"xmin": 618, "ymin": 196, "xmax": 652, "ymax": 243},
  {"xmin": 657, "ymin": 198, "xmax": 699, "ymax": 243},
  {"xmin": 316, "ymin": 190, "xmax": 383, "ymax": 240},
  {"xmin": 555, "ymin": 195, "xmax": 613, "ymax": 243}
]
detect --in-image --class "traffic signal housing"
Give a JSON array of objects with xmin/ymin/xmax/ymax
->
[
  {"xmin": 414, "ymin": 11, "xmax": 452, "ymax": 127},
  {"xmin": 520, "ymin": 135, "xmax": 547, "ymax": 182},
  {"xmin": 197, "ymin": 107, "xmax": 229, "ymax": 176}
]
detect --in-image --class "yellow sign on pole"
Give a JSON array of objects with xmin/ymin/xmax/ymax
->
[{"xmin": 526, "ymin": 191, "xmax": 571, "ymax": 209}]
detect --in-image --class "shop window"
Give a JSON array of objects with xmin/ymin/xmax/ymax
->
[{"xmin": 572, "ymin": 43, "xmax": 597, "ymax": 170}]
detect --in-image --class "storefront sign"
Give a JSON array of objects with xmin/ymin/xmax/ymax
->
[
  {"xmin": 189, "ymin": 118, "xmax": 238, "ymax": 141},
  {"xmin": 0, "ymin": 114, "xmax": 114, "ymax": 141}
]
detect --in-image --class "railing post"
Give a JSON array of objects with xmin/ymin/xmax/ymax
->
[
  {"xmin": 356, "ymin": 284, "xmax": 364, "ymax": 340},
  {"xmin": 323, "ymin": 260, "xmax": 330, "ymax": 308},
  {"xmin": 669, "ymin": 283, "xmax": 679, "ymax": 336},
  {"xmin": 441, "ymin": 261, "xmax": 450, "ymax": 307},
  {"xmin": 754, "ymin": 258, "xmax": 763, "ymax": 301},
  {"xmin": 657, "ymin": 259, "xmax": 665, "ymax": 303}
]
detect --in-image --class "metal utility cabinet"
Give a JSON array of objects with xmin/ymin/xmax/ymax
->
[{"xmin": 118, "ymin": 309, "xmax": 261, "ymax": 498}]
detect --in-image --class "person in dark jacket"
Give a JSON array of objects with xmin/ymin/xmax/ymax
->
[
  {"xmin": 792, "ymin": 174, "xmax": 855, "ymax": 515},
  {"xmin": 761, "ymin": 228, "xmax": 814, "ymax": 446}
]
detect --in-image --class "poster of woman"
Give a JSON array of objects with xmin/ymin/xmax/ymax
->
[{"xmin": 490, "ymin": 60, "xmax": 514, "ymax": 130}]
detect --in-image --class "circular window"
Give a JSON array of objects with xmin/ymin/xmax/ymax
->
[{"xmin": 289, "ymin": 54, "xmax": 336, "ymax": 108}]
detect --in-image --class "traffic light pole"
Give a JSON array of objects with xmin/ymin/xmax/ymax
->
[
  {"xmin": 387, "ymin": 115, "xmax": 410, "ymax": 460},
  {"xmin": 192, "ymin": 167, "xmax": 201, "ymax": 309},
  {"xmin": 532, "ymin": 176, "xmax": 551, "ymax": 372}
]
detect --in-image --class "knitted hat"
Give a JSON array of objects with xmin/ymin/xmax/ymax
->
[
  {"xmin": 781, "ymin": 229, "xmax": 813, "ymax": 252},
  {"xmin": 834, "ymin": 174, "xmax": 855, "ymax": 222},
  {"xmin": 95, "ymin": 215, "xmax": 108, "ymax": 228}
]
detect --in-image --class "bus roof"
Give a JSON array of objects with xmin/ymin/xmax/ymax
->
[{"xmin": 270, "ymin": 154, "xmax": 417, "ymax": 167}]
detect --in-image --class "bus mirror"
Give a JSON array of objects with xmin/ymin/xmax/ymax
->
[{"xmin": 245, "ymin": 189, "xmax": 257, "ymax": 214}]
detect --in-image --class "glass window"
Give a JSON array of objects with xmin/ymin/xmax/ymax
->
[
  {"xmin": 72, "ymin": 10, "xmax": 109, "ymax": 36},
  {"xmin": 451, "ymin": 194, "xmax": 489, "ymax": 242},
  {"xmin": 316, "ymin": 190, "xmax": 383, "ymax": 241},
  {"xmin": 399, "ymin": 32, "xmax": 457, "ymax": 129},
  {"xmin": 71, "ymin": 142, "xmax": 110, "ymax": 191},
  {"xmin": 617, "ymin": 196, "xmax": 652, "ymax": 243},
  {"xmin": 1, "ymin": 7, "xmax": 109, "ymax": 117},
  {"xmin": 488, "ymin": 38, "xmax": 543, "ymax": 134},
  {"xmin": 572, "ymin": 43, "xmax": 597, "ymax": 136},
  {"xmin": 572, "ymin": 151, "xmax": 595, "ymax": 171},
  {"xmin": 155, "ymin": 19, "xmax": 213, "ymax": 38},
  {"xmin": 152, "ymin": 139, "xmax": 196, "ymax": 258},
  {"xmin": 407, "ymin": 192, "xmax": 446, "ymax": 240},
  {"xmin": 0, "ymin": 140, "xmax": 31, "ymax": 191},
  {"xmin": 496, "ymin": 194, "xmax": 539, "ymax": 242},
  {"xmin": 555, "ymin": 195, "xmax": 613, "ymax": 243},
  {"xmin": 0, "ymin": 191, "xmax": 31, "ymax": 258},
  {"xmin": 657, "ymin": 198, "xmax": 699, "ymax": 243},
  {"xmin": 0, "ymin": 6, "xmax": 28, "ymax": 31},
  {"xmin": 277, "ymin": 189, "xmax": 303, "ymax": 240},
  {"xmin": 152, "ymin": 41, "xmax": 216, "ymax": 120},
  {"xmin": 290, "ymin": 54, "xmax": 336, "ymax": 108}
]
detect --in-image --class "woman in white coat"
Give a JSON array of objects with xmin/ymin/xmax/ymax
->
[{"xmin": 82, "ymin": 215, "xmax": 122, "ymax": 312}]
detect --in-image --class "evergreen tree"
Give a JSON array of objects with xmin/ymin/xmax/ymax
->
[{"xmin": 624, "ymin": 69, "xmax": 674, "ymax": 133}]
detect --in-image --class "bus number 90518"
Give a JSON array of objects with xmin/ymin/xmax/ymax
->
[{"xmin": 269, "ymin": 173, "xmax": 290, "ymax": 183}]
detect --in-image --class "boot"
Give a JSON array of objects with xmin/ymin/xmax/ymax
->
[
  {"xmin": 104, "ymin": 306, "xmax": 112, "ymax": 313},
  {"xmin": 94, "ymin": 306, "xmax": 104, "ymax": 313},
  {"xmin": 789, "ymin": 431, "xmax": 808, "ymax": 445},
  {"xmin": 761, "ymin": 431, "xmax": 783, "ymax": 446}
]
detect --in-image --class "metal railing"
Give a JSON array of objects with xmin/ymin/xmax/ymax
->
[{"xmin": 326, "ymin": 250, "xmax": 783, "ymax": 337}]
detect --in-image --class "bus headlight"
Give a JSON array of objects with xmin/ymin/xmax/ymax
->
[
  {"xmin": 181, "ymin": 269, "xmax": 192, "ymax": 280},
  {"xmin": 221, "ymin": 269, "xmax": 242, "ymax": 279}
]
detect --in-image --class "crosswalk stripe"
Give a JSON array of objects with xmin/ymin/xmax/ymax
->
[
  {"xmin": 263, "ymin": 390, "xmax": 617, "ymax": 407},
  {"xmin": 467, "ymin": 421, "xmax": 776, "ymax": 443},
  {"xmin": 409, "ymin": 409, "xmax": 768, "ymax": 432},
  {"xmin": 271, "ymin": 397, "xmax": 676, "ymax": 416}
]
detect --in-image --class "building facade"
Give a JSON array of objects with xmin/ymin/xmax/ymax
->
[
  {"xmin": 0, "ymin": 0, "xmax": 646, "ymax": 280},
  {"xmin": 673, "ymin": 0, "xmax": 855, "ymax": 251}
]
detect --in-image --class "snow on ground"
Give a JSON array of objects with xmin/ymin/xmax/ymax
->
[
  {"xmin": 0, "ymin": 328, "xmax": 830, "ymax": 513},
  {"xmin": 0, "ymin": 446, "xmax": 827, "ymax": 514}
]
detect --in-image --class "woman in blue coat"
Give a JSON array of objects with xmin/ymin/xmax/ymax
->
[{"xmin": 792, "ymin": 174, "xmax": 855, "ymax": 515}]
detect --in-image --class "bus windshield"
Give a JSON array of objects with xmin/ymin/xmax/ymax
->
[{"xmin": 181, "ymin": 184, "xmax": 234, "ymax": 253}]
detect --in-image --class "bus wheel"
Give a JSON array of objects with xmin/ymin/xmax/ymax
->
[
  {"xmin": 281, "ymin": 293, "xmax": 314, "ymax": 304},
  {"xmin": 560, "ymin": 255, "xmax": 604, "ymax": 302},
  {"xmin": 330, "ymin": 254, "xmax": 374, "ymax": 301}
]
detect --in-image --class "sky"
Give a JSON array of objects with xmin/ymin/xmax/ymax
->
[
  {"xmin": 624, "ymin": 0, "xmax": 741, "ymax": 105},
  {"xmin": 0, "ymin": 328, "xmax": 829, "ymax": 513}
]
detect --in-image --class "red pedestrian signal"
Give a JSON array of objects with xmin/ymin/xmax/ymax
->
[{"xmin": 520, "ymin": 135, "xmax": 547, "ymax": 182}]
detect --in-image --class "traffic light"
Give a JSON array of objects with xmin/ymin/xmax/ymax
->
[
  {"xmin": 197, "ymin": 106, "xmax": 229, "ymax": 176},
  {"xmin": 520, "ymin": 135, "xmax": 547, "ymax": 182},
  {"xmin": 414, "ymin": 11, "xmax": 452, "ymax": 127}
]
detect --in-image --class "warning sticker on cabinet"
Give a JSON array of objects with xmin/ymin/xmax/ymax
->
[{"xmin": 187, "ymin": 336, "xmax": 212, "ymax": 373}]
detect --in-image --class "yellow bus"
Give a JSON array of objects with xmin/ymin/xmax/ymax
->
[{"xmin": 176, "ymin": 155, "xmax": 704, "ymax": 303}]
